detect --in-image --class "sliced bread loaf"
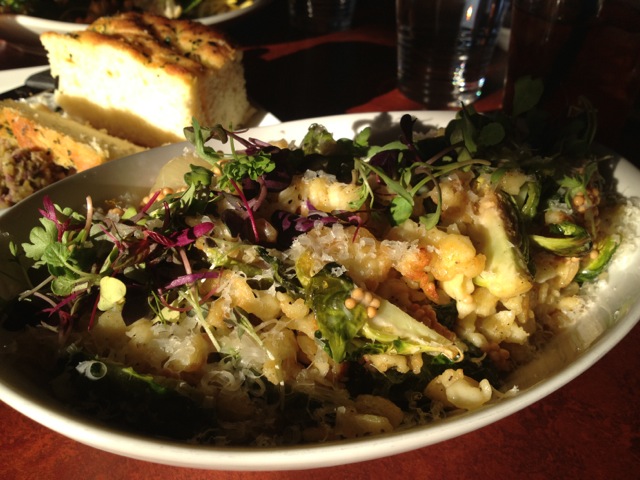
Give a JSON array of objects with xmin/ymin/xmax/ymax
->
[
  {"xmin": 0, "ymin": 99, "xmax": 145, "ymax": 172},
  {"xmin": 40, "ymin": 12, "xmax": 252, "ymax": 148}
]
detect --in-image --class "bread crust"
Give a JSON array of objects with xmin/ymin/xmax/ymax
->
[{"xmin": 89, "ymin": 12, "xmax": 239, "ymax": 71}]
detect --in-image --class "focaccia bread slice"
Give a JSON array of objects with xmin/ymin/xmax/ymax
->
[
  {"xmin": 0, "ymin": 99, "xmax": 145, "ymax": 172},
  {"xmin": 0, "ymin": 99, "xmax": 146, "ymax": 208},
  {"xmin": 40, "ymin": 12, "xmax": 252, "ymax": 148}
]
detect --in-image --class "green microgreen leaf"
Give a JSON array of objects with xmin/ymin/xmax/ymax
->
[
  {"xmin": 184, "ymin": 164, "xmax": 213, "ymax": 187},
  {"xmin": 222, "ymin": 152, "xmax": 275, "ymax": 187},
  {"xmin": 41, "ymin": 242, "xmax": 72, "ymax": 270},
  {"xmin": 51, "ymin": 275, "xmax": 77, "ymax": 297},
  {"xmin": 477, "ymin": 122, "xmax": 505, "ymax": 146},
  {"xmin": 22, "ymin": 218, "xmax": 58, "ymax": 262},
  {"xmin": 389, "ymin": 196, "xmax": 413, "ymax": 225},
  {"xmin": 511, "ymin": 76, "xmax": 544, "ymax": 117}
]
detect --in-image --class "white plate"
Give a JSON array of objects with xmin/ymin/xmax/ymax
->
[
  {"xmin": 0, "ymin": 0, "xmax": 268, "ymax": 47},
  {"xmin": 0, "ymin": 66, "xmax": 51, "ymax": 92},
  {"xmin": 0, "ymin": 111, "xmax": 639, "ymax": 471}
]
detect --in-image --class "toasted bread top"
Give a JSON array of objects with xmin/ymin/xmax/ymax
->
[{"xmin": 41, "ymin": 12, "xmax": 241, "ymax": 78}]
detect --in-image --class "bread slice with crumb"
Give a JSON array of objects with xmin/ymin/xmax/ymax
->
[
  {"xmin": 0, "ymin": 136, "xmax": 69, "ymax": 209},
  {"xmin": 40, "ymin": 12, "xmax": 252, "ymax": 148},
  {"xmin": 0, "ymin": 99, "xmax": 145, "ymax": 172}
]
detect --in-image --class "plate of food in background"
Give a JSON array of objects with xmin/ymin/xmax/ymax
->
[{"xmin": 0, "ymin": 0, "xmax": 266, "ymax": 47}]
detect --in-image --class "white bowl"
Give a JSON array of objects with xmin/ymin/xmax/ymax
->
[
  {"xmin": 0, "ymin": 0, "xmax": 268, "ymax": 47},
  {"xmin": 0, "ymin": 111, "xmax": 639, "ymax": 471}
]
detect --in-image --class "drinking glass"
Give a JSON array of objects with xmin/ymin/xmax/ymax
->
[
  {"xmin": 288, "ymin": 0, "xmax": 358, "ymax": 33},
  {"xmin": 396, "ymin": 0, "xmax": 509, "ymax": 109},
  {"xmin": 503, "ymin": 0, "xmax": 640, "ymax": 145}
]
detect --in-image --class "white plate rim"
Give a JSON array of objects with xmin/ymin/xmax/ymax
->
[
  {"xmin": 0, "ymin": 110, "xmax": 638, "ymax": 471},
  {"xmin": 0, "ymin": 66, "xmax": 51, "ymax": 92}
]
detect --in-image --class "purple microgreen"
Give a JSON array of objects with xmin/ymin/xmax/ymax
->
[
  {"xmin": 272, "ymin": 208, "xmax": 364, "ymax": 248},
  {"xmin": 39, "ymin": 195, "xmax": 73, "ymax": 242},
  {"xmin": 159, "ymin": 270, "xmax": 220, "ymax": 292},
  {"xmin": 246, "ymin": 177, "xmax": 268, "ymax": 212},
  {"xmin": 178, "ymin": 222, "xmax": 215, "ymax": 245},
  {"xmin": 144, "ymin": 222, "xmax": 214, "ymax": 248},
  {"xmin": 130, "ymin": 189, "xmax": 161, "ymax": 224},
  {"xmin": 143, "ymin": 230, "xmax": 175, "ymax": 247},
  {"xmin": 245, "ymin": 136, "xmax": 276, "ymax": 153},
  {"xmin": 88, "ymin": 293, "xmax": 100, "ymax": 330},
  {"xmin": 263, "ymin": 168, "xmax": 292, "ymax": 192},
  {"xmin": 369, "ymin": 149, "xmax": 403, "ymax": 178},
  {"xmin": 228, "ymin": 178, "xmax": 260, "ymax": 243},
  {"xmin": 156, "ymin": 293, "xmax": 193, "ymax": 313},
  {"xmin": 99, "ymin": 224, "xmax": 124, "ymax": 251},
  {"xmin": 198, "ymin": 282, "xmax": 220, "ymax": 304},
  {"xmin": 40, "ymin": 290, "xmax": 80, "ymax": 338},
  {"xmin": 39, "ymin": 195, "xmax": 59, "ymax": 223}
]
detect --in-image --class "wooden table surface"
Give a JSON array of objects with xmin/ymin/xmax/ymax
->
[{"xmin": 1, "ymin": 1, "xmax": 638, "ymax": 478}]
